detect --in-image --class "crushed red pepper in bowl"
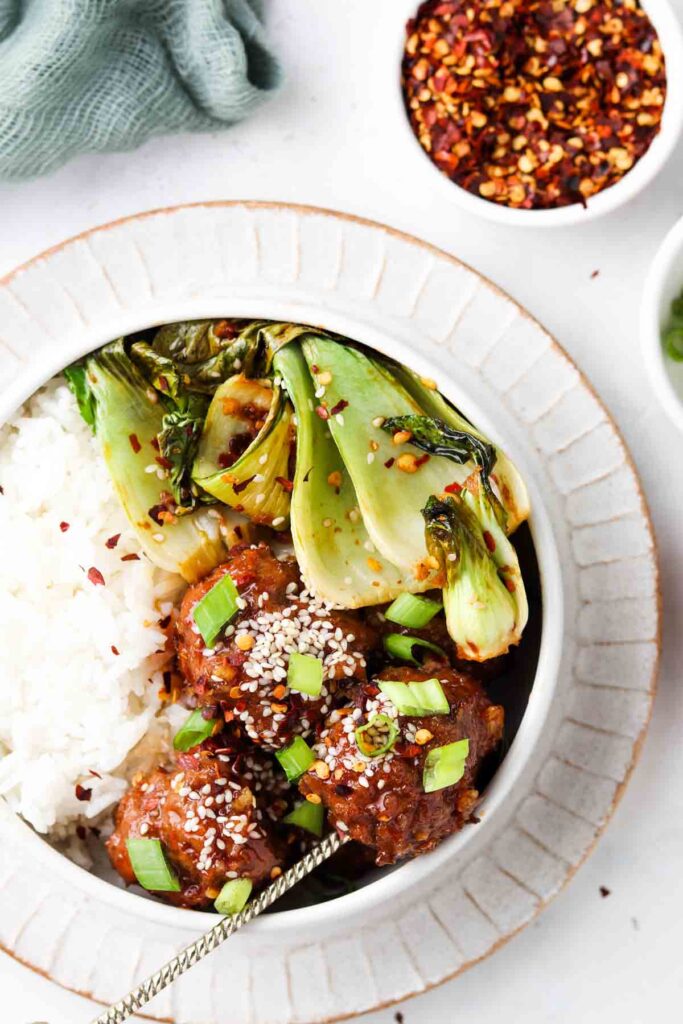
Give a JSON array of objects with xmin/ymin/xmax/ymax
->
[{"xmin": 402, "ymin": 0, "xmax": 667, "ymax": 211}]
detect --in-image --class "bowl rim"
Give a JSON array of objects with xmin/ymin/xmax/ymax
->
[
  {"xmin": 640, "ymin": 212, "xmax": 683, "ymax": 433},
  {"xmin": 393, "ymin": 0, "xmax": 683, "ymax": 227},
  {"xmin": 0, "ymin": 292, "xmax": 563, "ymax": 937}
]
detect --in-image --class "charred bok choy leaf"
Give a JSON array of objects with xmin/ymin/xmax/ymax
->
[
  {"xmin": 301, "ymin": 336, "xmax": 467, "ymax": 591},
  {"xmin": 192, "ymin": 375, "xmax": 294, "ymax": 529},
  {"xmin": 66, "ymin": 340, "xmax": 243, "ymax": 581},
  {"xmin": 273, "ymin": 344, "xmax": 409, "ymax": 606},
  {"xmin": 150, "ymin": 319, "xmax": 259, "ymax": 389},
  {"xmin": 422, "ymin": 493, "xmax": 526, "ymax": 661},
  {"xmin": 389, "ymin": 362, "xmax": 530, "ymax": 534}
]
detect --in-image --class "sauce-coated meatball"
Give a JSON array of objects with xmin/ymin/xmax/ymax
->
[
  {"xmin": 106, "ymin": 738, "xmax": 287, "ymax": 908},
  {"xmin": 175, "ymin": 543, "xmax": 375, "ymax": 749},
  {"xmin": 299, "ymin": 664, "xmax": 504, "ymax": 865}
]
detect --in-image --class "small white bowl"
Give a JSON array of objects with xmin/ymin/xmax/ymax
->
[
  {"xmin": 641, "ymin": 214, "xmax": 683, "ymax": 432},
  {"xmin": 394, "ymin": 0, "xmax": 683, "ymax": 227}
]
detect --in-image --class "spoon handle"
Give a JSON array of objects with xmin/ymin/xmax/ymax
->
[{"xmin": 91, "ymin": 831, "xmax": 346, "ymax": 1024}]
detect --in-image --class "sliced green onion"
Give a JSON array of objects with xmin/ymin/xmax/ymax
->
[
  {"xmin": 283, "ymin": 800, "xmax": 325, "ymax": 836},
  {"xmin": 126, "ymin": 838, "xmax": 181, "ymax": 892},
  {"xmin": 664, "ymin": 325, "xmax": 683, "ymax": 362},
  {"xmin": 379, "ymin": 679, "xmax": 450, "ymax": 716},
  {"xmin": 383, "ymin": 633, "xmax": 447, "ymax": 666},
  {"xmin": 275, "ymin": 736, "xmax": 315, "ymax": 782},
  {"xmin": 287, "ymin": 652, "xmax": 324, "ymax": 696},
  {"xmin": 192, "ymin": 572, "xmax": 240, "ymax": 646},
  {"xmin": 173, "ymin": 708, "xmax": 217, "ymax": 752},
  {"xmin": 385, "ymin": 592, "xmax": 443, "ymax": 629},
  {"xmin": 423, "ymin": 738, "xmax": 469, "ymax": 793},
  {"xmin": 355, "ymin": 713, "xmax": 399, "ymax": 757},
  {"xmin": 214, "ymin": 878, "xmax": 253, "ymax": 915}
]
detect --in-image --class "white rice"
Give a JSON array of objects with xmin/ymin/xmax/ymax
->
[{"xmin": 0, "ymin": 378, "xmax": 182, "ymax": 839}]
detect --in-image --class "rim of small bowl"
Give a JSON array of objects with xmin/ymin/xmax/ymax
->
[
  {"xmin": 0, "ymin": 292, "xmax": 563, "ymax": 939},
  {"xmin": 392, "ymin": 0, "xmax": 683, "ymax": 228},
  {"xmin": 641, "ymin": 213, "xmax": 683, "ymax": 433}
]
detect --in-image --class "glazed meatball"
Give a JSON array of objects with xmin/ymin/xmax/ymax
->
[
  {"xmin": 175, "ymin": 543, "xmax": 375, "ymax": 749},
  {"xmin": 106, "ymin": 737, "xmax": 288, "ymax": 908},
  {"xmin": 299, "ymin": 664, "xmax": 504, "ymax": 865}
]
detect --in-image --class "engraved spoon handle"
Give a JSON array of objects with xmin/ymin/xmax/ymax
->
[{"xmin": 90, "ymin": 831, "xmax": 347, "ymax": 1024}]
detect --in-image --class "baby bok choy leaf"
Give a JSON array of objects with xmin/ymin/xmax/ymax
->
[
  {"xmin": 273, "ymin": 343, "xmax": 408, "ymax": 607},
  {"xmin": 388, "ymin": 362, "xmax": 530, "ymax": 534},
  {"xmin": 422, "ymin": 494, "xmax": 525, "ymax": 661},
  {"xmin": 150, "ymin": 319, "xmax": 259, "ymax": 389},
  {"xmin": 192, "ymin": 375, "xmax": 294, "ymax": 529},
  {"xmin": 74, "ymin": 340, "xmax": 238, "ymax": 582},
  {"xmin": 301, "ymin": 336, "xmax": 464, "ymax": 591}
]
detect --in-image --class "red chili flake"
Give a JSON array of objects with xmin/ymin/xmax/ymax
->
[
  {"xmin": 234, "ymin": 524, "xmax": 243, "ymax": 540},
  {"xmin": 310, "ymin": 364, "xmax": 320, "ymax": 374},
  {"xmin": 504, "ymin": 578, "xmax": 516, "ymax": 593},
  {"xmin": 157, "ymin": 375, "xmax": 169, "ymax": 392},
  {"xmin": 275, "ymin": 476, "xmax": 294, "ymax": 493},
  {"xmin": 162, "ymin": 670, "xmax": 172, "ymax": 693},
  {"xmin": 329, "ymin": 398, "xmax": 349, "ymax": 416},
  {"xmin": 150, "ymin": 436, "xmax": 160, "ymax": 451},
  {"xmin": 384, "ymin": 457, "xmax": 395, "ymax": 469},
  {"xmin": 89, "ymin": 769, "xmax": 103, "ymax": 780},
  {"xmin": 111, "ymin": 645, "xmax": 120, "ymax": 656},
  {"xmin": 155, "ymin": 455, "xmax": 173, "ymax": 469},
  {"xmin": 76, "ymin": 825, "xmax": 87, "ymax": 841},
  {"xmin": 315, "ymin": 405, "xmax": 330, "ymax": 421},
  {"xmin": 402, "ymin": 0, "xmax": 667, "ymax": 211},
  {"xmin": 599, "ymin": 886, "xmax": 611, "ymax": 898},
  {"xmin": 121, "ymin": 553, "xmax": 140, "ymax": 562},
  {"xmin": 483, "ymin": 530, "xmax": 496, "ymax": 553},
  {"xmin": 0, "ymin": 485, "xmax": 4, "ymax": 495},
  {"xmin": 148, "ymin": 503, "xmax": 165, "ymax": 525},
  {"xmin": 233, "ymin": 475, "xmax": 255, "ymax": 495},
  {"xmin": 414, "ymin": 453, "xmax": 430, "ymax": 468},
  {"xmin": 87, "ymin": 567, "xmax": 105, "ymax": 586},
  {"xmin": 75, "ymin": 784, "xmax": 92, "ymax": 802},
  {"xmin": 158, "ymin": 614, "xmax": 171, "ymax": 630},
  {"xmin": 591, "ymin": 269, "xmax": 601, "ymax": 279},
  {"xmin": 59, "ymin": 521, "xmax": 70, "ymax": 532},
  {"xmin": 128, "ymin": 433, "xmax": 142, "ymax": 453},
  {"xmin": 444, "ymin": 481, "xmax": 462, "ymax": 494},
  {"xmin": 214, "ymin": 319, "xmax": 237, "ymax": 339},
  {"xmin": 105, "ymin": 533, "xmax": 121, "ymax": 549},
  {"xmin": 303, "ymin": 466, "xmax": 313, "ymax": 483}
]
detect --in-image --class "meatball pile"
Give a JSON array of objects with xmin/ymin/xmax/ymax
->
[{"xmin": 107, "ymin": 541, "xmax": 505, "ymax": 908}]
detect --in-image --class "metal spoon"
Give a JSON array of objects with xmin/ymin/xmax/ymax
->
[{"xmin": 90, "ymin": 832, "xmax": 346, "ymax": 1024}]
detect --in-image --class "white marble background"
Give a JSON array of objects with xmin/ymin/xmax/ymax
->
[{"xmin": 1, "ymin": 1, "xmax": 681, "ymax": 1021}]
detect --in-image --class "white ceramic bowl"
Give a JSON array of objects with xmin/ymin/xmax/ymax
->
[
  {"xmin": 0, "ymin": 204, "xmax": 659, "ymax": 1024},
  {"xmin": 641, "ymin": 213, "xmax": 683, "ymax": 432},
  {"xmin": 393, "ymin": 0, "xmax": 683, "ymax": 228}
]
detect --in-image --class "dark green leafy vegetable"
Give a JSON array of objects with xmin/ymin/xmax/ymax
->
[{"xmin": 64, "ymin": 364, "xmax": 96, "ymax": 431}]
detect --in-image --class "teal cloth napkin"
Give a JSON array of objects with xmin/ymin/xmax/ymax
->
[{"xmin": 0, "ymin": 0, "xmax": 280, "ymax": 181}]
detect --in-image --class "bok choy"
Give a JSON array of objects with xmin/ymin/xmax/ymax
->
[
  {"xmin": 192, "ymin": 375, "xmax": 294, "ymax": 529},
  {"xmin": 422, "ymin": 493, "xmax": 526, "ymax": 661},
  {"xmin": 274, "ymin": 344, "xmax": 408, "ymax": 606},
  {"xmin": 66, "ymin": 341, "xmax": 245, "ymax": 582}
]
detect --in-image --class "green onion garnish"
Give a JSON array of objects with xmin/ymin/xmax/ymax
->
[
  {"xmin": 379, "ymin": 679, "xmax": 450, "ymax": 716},
  {"xmin": 423, "ymin": 738, "xmax": 469, "ymax": 793},
  {"xmin": 287, "ymin": 652, "xmax": 323, "ymax": 696},
  {"xmin": 283, "ymin": 800, "xmax": 325, "ymax": 836},
  {"xmin": 214, "ymin": 878, "xmax": 253, "ymax": 915},
  {"xmin": 664, "ymin": 325, "xmax": 683, "ymax": 362},
  {"xmin": 385, "ymin": 592, "xmax": 443, "ymax": 629},
  {"xmin": 173, "ymin": 708, "xmax": 217, "ymax": 752},
  {"xmin": 192, "ymin": 573, "xmax": 240, "ymax": 646},
  {"xmin": 383, "ymin": 633, "xmax": 447, "ymax": 666},
  {"xmin": 125, "ymin": 838, "xmax": 181, "ymax": 892},
  {"xmin": 354, "ymin": 713, "xmax": 399, "ymax": 757},
  {"xmin": 275, "ymin": 736, "xmax": 316, "ymax": 782}
]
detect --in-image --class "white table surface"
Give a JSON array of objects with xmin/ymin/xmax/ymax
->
[{"xmin": 1, "ymin": 2, "xmax": 682, "ymax": 1022}]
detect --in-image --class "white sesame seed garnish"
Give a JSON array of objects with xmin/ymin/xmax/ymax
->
[{"xmin": 367, "ymin": 452, "xmax": 375, "ymax": 464}]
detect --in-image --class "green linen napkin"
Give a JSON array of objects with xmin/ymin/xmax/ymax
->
[{"xmin": 0, "ymin": 0, "xmax": 280, "ymax": 181}]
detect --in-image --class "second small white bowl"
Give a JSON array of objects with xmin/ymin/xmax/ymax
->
[
  {"xmin": 394, "ymin": 0, "xmax": 683, "ymax": 227},
  {"xmin": 641, "ymin": 214, "xmax": 683, "ymax": 432}
]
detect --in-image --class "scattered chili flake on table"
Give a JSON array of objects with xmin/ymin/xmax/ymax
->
[{"xmin": 402, "ymin": 0, "xmax": 666, "ymax": 210}]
